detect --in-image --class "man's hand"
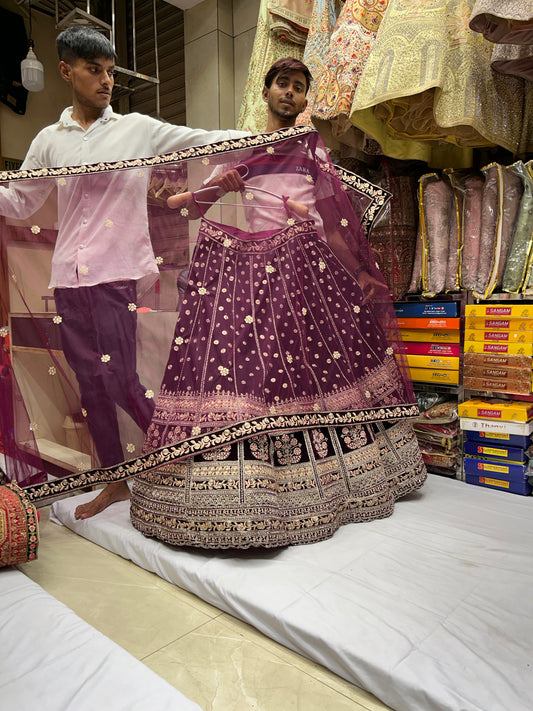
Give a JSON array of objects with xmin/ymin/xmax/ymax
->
[
  {"xmin": 357, "ymin": 270, "xmax": 390, "ymax": 304},
  {"xmin": 205, "ymin": 168, "xmax": 245, "ymax": 193}
]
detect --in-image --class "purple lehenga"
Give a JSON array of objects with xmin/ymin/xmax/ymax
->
[
  {"xmin": 0, "ymin": 127, "xmax": 425, "ymax": 547},
  {"xmin": 130, "ymin": 130, "xmax": 427, "ymax": 548}
]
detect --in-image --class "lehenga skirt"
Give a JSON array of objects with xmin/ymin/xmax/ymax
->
[{"xmin": 130, "ymin": 218, "xmax": 427, "ymax": 548}]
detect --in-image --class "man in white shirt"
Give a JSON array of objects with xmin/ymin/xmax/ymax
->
[{"xmin": 0, "ymin": 26, "xmax": 246, "ymax": 519}]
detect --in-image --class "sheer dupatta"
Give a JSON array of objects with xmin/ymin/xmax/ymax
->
[{"xmin": 0, "ymin": 127, "xmax": 419, "ymax": 508}]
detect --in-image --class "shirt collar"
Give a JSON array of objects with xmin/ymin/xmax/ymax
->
[{"xmin": 58, "ymin": 105, "xmax": 118, "ymax": 128}]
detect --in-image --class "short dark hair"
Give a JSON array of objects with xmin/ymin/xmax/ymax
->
[
  {"xmin": 56, "ymin": 26, "xmax": 117, "ymax": 64},
  {"xmin": 264, "ymin": 57, "xmax": 312, "ymax": 94}
]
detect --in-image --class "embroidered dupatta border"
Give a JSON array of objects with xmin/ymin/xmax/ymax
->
[
  {"xmin": 24, "ymin": 404, "xmax": 418, "ymax": 503},
  {"xmin": 0, "ymin": 126, "xmax": 391, "ymax": 234}
]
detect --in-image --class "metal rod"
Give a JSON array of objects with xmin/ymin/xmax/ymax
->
[
  {"xmin": 152, "ymin": 0, "xmax": 160, "ymax": 116},
  {"xmin": 131, "ymin": 0, "xmax": 137, "ymax": 73}
]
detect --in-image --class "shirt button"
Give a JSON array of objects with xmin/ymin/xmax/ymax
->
[{"xmin": 83, "ymin": 136, "xmax": 88, "ymax": 141}]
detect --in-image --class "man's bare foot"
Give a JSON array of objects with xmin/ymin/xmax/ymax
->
[{"xmin": 74, "ymin": 481, "xmax": 130, "ymax": 520}]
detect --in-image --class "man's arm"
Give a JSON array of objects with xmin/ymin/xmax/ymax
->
[{"xmin": 150, "ymin": 118, "xmax": 248, "ymax": 156}]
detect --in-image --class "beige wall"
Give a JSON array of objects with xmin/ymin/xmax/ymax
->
[
  {"xmin": 184, "ymin": 0, "xmax": 260, "ymax": 130},
  {"xmin": 0, "ymin": 0, "xmax": 71, "ymax": 163},
  {"xmin": 0, "ymin": 0, "xmax": 260, "ymax": 160}
]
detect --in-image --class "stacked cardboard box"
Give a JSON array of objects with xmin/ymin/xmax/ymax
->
[
  {"xmin": 394, "ymin": 301, "xmax": 460, "ymax": 385},
  {"xmin": 464, "ymin": 304, "xmax": 533, "ymax": 395},
  {"xmin": 458, "ymin": 398, "xmax": 533, "ymax": 495}
]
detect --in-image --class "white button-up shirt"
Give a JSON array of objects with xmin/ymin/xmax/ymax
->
[{"xmin": 1, "ymin": 106, "xmax": 246, "ymax": 288}]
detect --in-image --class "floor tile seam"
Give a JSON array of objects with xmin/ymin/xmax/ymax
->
[
  {"xmin": 138, "ymin": 616, "xmax": 227, "ymax": 662},
  {"xmin": 214, "ymin": 612, "xmax": 380, "ymax": 710}
]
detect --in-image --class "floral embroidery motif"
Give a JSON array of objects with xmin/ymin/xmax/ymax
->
[
  {"xmin": 223, "ymin": 238, "xmax": 232, "ymax": 248},
  {"xmin": 365, "ymin": 390, "xmax": 371, "ymax": 398},
  {"xmin": 266, "ymin": 146, "xmax": 275, "ymax": 154},
  {"xmin": 155, "ymin": 256, "xmax": 164, "ymax": 265},
  {"xmin": 245, "ymin": 192, "xmax": 254, "ymax": 201},
  {"xmin": 79, "ymin": 265, "xmax": 89, "ymax": 275},
  {"xmin": 58, "ymin": 178, "xmax": 66, "ymax": 186},
  {"xmin": 202, "ymin": 157, "xmax": 210, "ymax": 165},
  {"xmin": 287, "ymin": 218, "xmax": 295, "ymax": 226},
  {"xmin": 180, "ymin": 208, "xmax": 189, "ymax": 217},
  {"xmin": 286, "ymin": 352, "xmax": 293, "ymax": 363},
  {"xmin": 198, "ymin": 287, "xmax": 207, "ymax": 295},
  {"xmin": 332, "ymin": 351, "xmax": 341, "ymax": 359},
  {"xmin": 341, "ymin": 425, "xmax": 368, "ymax": 450},
  {"xmin": 101, "ymin": 354, "xmax": 111, "ymax": 363},
  {"xmin": 0, "ymin": 327, "xmax": 8, "ymax": 337},
  {"xmin": 104, "ymin": 219, "xmax": 114, "ymax": 228},
  {"xmin": 48, "ymin": 366, "xmax": 56, "ymax": 376},
  {"xmin": 265, "ymin": 264, "xmax": 275, "ymax": 273},
  {"xmin": 53, "ymin": 315, "xmax": 62, "ymax": 324},
  {"xmin": 145, "ymin": 390, "xmax": 154, "ymax": 399},
  {"xmin": 245, "ymin": 315, "xmax": 254, "ymax": 324},
  {"xmin": 126, "ymin": 443, "xmax": 136, "ymax": 453},
  {"xmin": 175, "ymin": 336, "xmax": 184, "ymax": 345},
  {"xmin": 311, "ymin": 429, "xmax": 328, "ymax": 458},
  {"xmin": 301, "ymin": 307, "xmax": 307, "ymax": 316},
  {"xmin": 128, "ymin": 302, "xmax": 137, "ymax": 312},
  {"xmin": 306, "ymin": 174, "xmax": 314, "ymax": 183},
  {"xmin": 273, "ymin": 433, "xmax": 302, "ymax": 466},
  {"xmin": 30, "ymin": 225, "xmax": 40, "ymax": 234},
  {"xmin": 29, "ymin": 422, "xmax": 38, "ymax": 432},
  {"xmin": 191, "ymin": 426, "xmax": 201, "ymax": 436},
  {"xmin": 353, "ymin": 305, "xmax": 360, "ymax": 313},
  {"xmin": 202, "ymin": 444, "xmax": 231, "ymax": 460},
  {"xmin": 319, "ymin": 260, "xmax": 326, "ymax": 271},
  {"xmin": 386, "ymin": 347, "xmax": 394, "ymax": 355},
  {"xmin": 218, "ymin": 366, "xmax": 229, "ymax": 376},
  {"xmin": 249, "ymin": 435, "xmax": 269, "ymax": 461},
  {"xmin": 340, "ymin": 218, "xmax": 348, "ymax": 227}
]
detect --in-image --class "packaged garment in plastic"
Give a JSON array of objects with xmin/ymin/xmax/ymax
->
[
  {"xmin": 502, "ymin": 161, "xmax": 533, "ymax": 293},
  {"xmin": 473, "ymin": 163, "xmax": 504, "ymax": 300},
  {"xmin": 519, "ymin": 160, "xmax": 533, "ymax": 294},
  {"xmin": 443, "ymin": 169, "xmax": 463, "ymax": 292},
  {"xmin": 419, "ymin": 173, "xmax": 453, "ymax": 297},
  {"xmin": 459, "ymin": 173, "xmax": 485, "ymax": 290}
]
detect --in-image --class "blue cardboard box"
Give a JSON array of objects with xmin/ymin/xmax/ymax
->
[
  {"xmin": 464, "ymin": 429, "xmax": 532, "ymax": 450},
  {"xmin": 465, "ymin": 473, "xmax": 532, "ymax": 496},
  {"xmin": 463, "ymin": 456, "xmax": 531, "ymax": 483},
  {"xmin": 463, "ymin": 440, "xmax": 528, "ymax": 464},
  {"xmin": 393, "ymin": 301, "xmax": 460, "ymax": 318}
]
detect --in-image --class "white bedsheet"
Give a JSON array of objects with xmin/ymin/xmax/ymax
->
[
  {"xmin": 51, "ymin": 475, "xmax": 533, "ymax": 711},
  {"xmin": 0, "ymin": 567, "xmax": 203, "ymax": 711}
]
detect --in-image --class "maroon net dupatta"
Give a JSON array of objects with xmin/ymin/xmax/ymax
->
[{"xmin": 0, "ymin": 127, "xmax": 420, "ymax": 506}]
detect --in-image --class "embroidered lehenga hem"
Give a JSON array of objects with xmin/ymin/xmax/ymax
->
[{"xmin": 131, "ymin": 420, "xmax": 426, "ymax": 549}]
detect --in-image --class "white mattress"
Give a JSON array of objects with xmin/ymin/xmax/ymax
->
[
  {"xmin": 0, "ymin": 567, "xmax": 203, "ymax": 711},
  {"xmin": 51, "ymin": 475, "xmax": 533, "ymax": 711}
]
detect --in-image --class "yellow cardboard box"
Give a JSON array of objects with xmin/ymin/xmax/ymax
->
[
  {"xmin": 465, "ymin": 317, "xmax": 533, "ymax": 331},
  {"xmin": 465, "ymin": 304, "xmax": 533, "ymax": 319},
  {"xmin": 458, "ymin": 398, "xmax": 533, "ymax": 422},
  {"xmin": 404, "ymin": 354, "xmax": 460, "ymax": 370},
  {"xmin": 464, "ymin": 341, "xmax": 533, "ymax": 356},
  {"xmin": 409, "ymin": 367, "xmax": 459, "ymax": 385},
  {"xmin": 401, "ymin": 329, "xmax": 460, "ymax": 344},
  {"xmin": 464, "ymin": 328, "xmax": 533, "ymax": 343}
]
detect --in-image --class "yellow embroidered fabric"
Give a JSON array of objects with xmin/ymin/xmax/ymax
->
[{"xmin": 350, "ymin": 0, "xmax": 528, "ymax": 159}]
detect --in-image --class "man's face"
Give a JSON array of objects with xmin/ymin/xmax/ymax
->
[
  {"xmin": 262, "ymin": 69, "xmax": 308, "ymax": 123},
  {"xmin": 59, "ymin": 56, "xmax": 115, "ymax": 110}
]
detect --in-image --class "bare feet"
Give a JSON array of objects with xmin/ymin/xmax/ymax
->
[{"xmin": 74, "ymin": 481, "xmax": 130, "ymax": 520}]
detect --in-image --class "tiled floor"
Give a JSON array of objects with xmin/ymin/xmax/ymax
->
[{"xmin": 17, "ymin": 506, "xmax": 392, "ymax": 711}]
